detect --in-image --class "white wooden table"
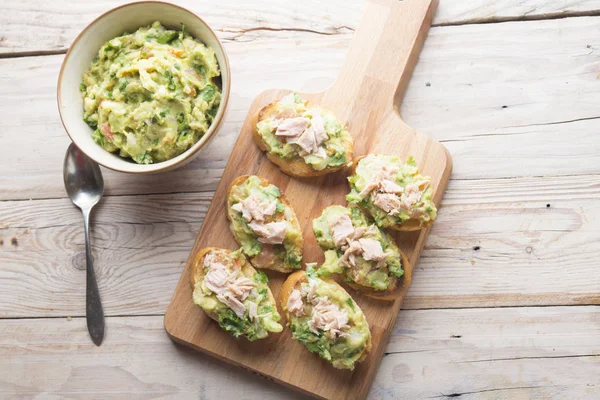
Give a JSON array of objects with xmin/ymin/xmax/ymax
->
[{"xmin": 1, "ymin": 1, "xmax": 599, "ymax": 398}]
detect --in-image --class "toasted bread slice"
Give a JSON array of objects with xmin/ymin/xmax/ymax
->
[
  {"xmin": 191, "ymin": 247, "xmax": 282, "ymax": 341},
  {"xmin": 227, "ymin": 175, "xmax": 303, "ymax": 273},
  {"xmin": 348, "ymin": 155, "xmax": 436, "ymax": 232},
  {"xmin": 312, "ymin": 205, "xmax": 410, "ymax": 300},
  {"xmin": 253, "ymin": 96, "xmax": 354, "ymax": 177},
  {"xmin": 281, "ymin": 270, "xmax": 372, "ymax": 369},
  {"xmin": 313, "ymin": 204, "xmax": 412, "ymax": 299}
]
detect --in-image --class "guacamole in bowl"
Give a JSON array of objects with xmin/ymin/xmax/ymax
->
[{"xmin": 81, "ymin": 21, "xmax": 221, "ymax": 164}]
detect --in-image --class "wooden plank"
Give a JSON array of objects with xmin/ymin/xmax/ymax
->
[
  {"xmin": 0, "ymin": 193, "xmax": 210, "ymax": 318},
  {"xmin": 1, "ymin": 307, "xmax": 598, "ymax": 398},
  {"xmin": 1, "ymin": 174, "xmax": 599, "ymax": 318},
  {"xmin": 3, "ymin": 0, "xmax": 600, "ymax": 54},
  {"xmin": 435, "ymin": 0, "xmax": 600, "ymax": 25},
  {"xmin": 0, "ymin": 0, "xmax": 362, "ymax": 56},
  {"xmin": 376, "ymin": 306, "xmax": 600, "ymax": 399},
  {"xmin": 404, "ymin": 173, "xmax": 600, "ymax": 309},
  {"xmin": 3, "ymin": 15, "xmax": 600, "ymax": 200}
]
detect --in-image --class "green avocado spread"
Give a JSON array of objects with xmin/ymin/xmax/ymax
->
[
  {"xmin": 286, "ymin": 266, "xmax": 371, "ymax": 369},
  {"xmin": 193, "ymin": 249, "xmax": 282, "ymax": 341},
  {"xmin": 347, "ymin": 155, "xmax": 437, "ymax": 228},
  {"xmin": 313, "ymin": 205, "xmax": 403, "ymax": 291},
  {"xmin": 81, "ymin": 21, "xmax": 221, "ymax": 164}
]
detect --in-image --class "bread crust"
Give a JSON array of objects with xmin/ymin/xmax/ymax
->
[
  {"xmin": 253, "ymin": 100, "xmax": 354, "ymax": 177},
  {"xmin": 227, "ymin": 175, "xmax": 303, "ymax": 273},
  {"xmin": 190, "ymin": 247, "xmax": 277, "ymax": 324},
  {"xmin": 280, "ymin": 271, "xmax": 372, "ymax": 365},
  {"xmin": 348, "ymin": 155, "xmax": 434, "ymax": 232}
]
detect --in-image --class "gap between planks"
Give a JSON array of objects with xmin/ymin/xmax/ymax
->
[
  {"xmin": 3, "ymin": 9, "xmax": 600, "ymax": 59},
  {"xmin": 2, "ymin": 171, "xmax": 599, "ymax": 203},
  {"xmin": 1, "ymin": 304, "xmax": 599, "ymax": 322},
  {"xmin": 436, "ymin": 7, "xmax": 600, "ymax": 26}
]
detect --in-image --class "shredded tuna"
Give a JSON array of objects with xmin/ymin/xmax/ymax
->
[
  {"xmin": 340, "ymin": 240, "xmax": 363, "ymax": 269},
  {"xmin": 301, "ymin": 279, "xmax": 319, "ymax": 304},
  {"xmin": 274, "ymin": 113, "xmax": 328, "ymax": 157},
  {"xmin": 293, "ymin": 127, "xmax": 319, "ymax": 155},
  {"xmin": 358, "ymin": 180, "xmax": 379, "ymax": 199},
  {"xmin": 311, "ymin": 113, "xmax": 328, "ymax": 144},
  {"xmin": 290, "ymin": 126, "xmax": 328, "ymax": 157},
  {"xmin": 358, "ymin": 165, "xmax": 400, "ymax": 199},
  {"xmin": 358, "ymin": 238, "xmax": 386, "ymax": 262},
  {"xmin": 203, "ymin": 254, "xmax": 255, "ymax": 318},
  {"xmin": 275, "ymin": 117, "xmax": 309, "ymax": 137},
  {"xmin": 380, "ymin": 179, "xmax": 404, "ymax": 194},
  {"xmin": 329, "ymin": 216, "xmax": 388, "ymax": 270},
  {"xmin": 232, "ymin": 190, "xmax": 287, "ymax": 244},
  {"xmin": 358, "ymin": 163, "xmax": 431, "ymax": 216},
  {"xmin": 400, "ymin": 180, "xmax": 430, "ymax": 210},
  {"xmin": 330, "ymin": 214, "xmax": 355, "ymax": 246},
  {"xmin": 248, "ymin": 221, "xmax": 287, "ymax": 244},
  {"xmin": 372, "ymin": 192, "xmax": 402, "ymax": 215},
  {"xmin": 231, "ymin": 194, "xmax": 277, "ymax": 223},
  {"xmin": 298, "ymin": 279, "xmax": 350, "ymax": 338},
  {"xmin": 287, "ymin": 289, "xmax": 304, "ymax": 316},
  {"xmin": 247, "ymin": 301, "xmax": 258, "ymax": 321},
  {"xmin": 307, "ymin": 295, "xmax": 350, "ymax": 338}
]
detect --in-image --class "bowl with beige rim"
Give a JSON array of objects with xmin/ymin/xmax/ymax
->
[{"xmin": 57, "ymin": 1, "xmax": 230, "ymax": 173}]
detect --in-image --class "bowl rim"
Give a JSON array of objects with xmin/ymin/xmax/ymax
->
[{"xmin": 57, "ymin": 0, "xmax": 231, "ymax": 174}]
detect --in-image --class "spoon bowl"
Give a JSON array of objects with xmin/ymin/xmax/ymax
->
[{"xmin": 64, "ymin": 144, "xmax": 104, "ymax": 209}]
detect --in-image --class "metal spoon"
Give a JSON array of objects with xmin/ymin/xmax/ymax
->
[{"xmin": 63, "ymin": 143, "xmax": 105, "ymax": 346}]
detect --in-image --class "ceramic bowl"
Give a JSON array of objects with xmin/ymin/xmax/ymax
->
[{"xmin": 57, "ymin": 1, "xmax": 230, "ymax": 173}]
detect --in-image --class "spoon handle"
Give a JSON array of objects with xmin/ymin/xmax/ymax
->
[{"xmin": 82, "ymin": 207, "xmax": 105, "ymax": 346}]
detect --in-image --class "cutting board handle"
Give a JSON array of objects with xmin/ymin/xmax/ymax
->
[{"xmin": 324, "ymin": 0, "xmax": 438, "ymax": 116}]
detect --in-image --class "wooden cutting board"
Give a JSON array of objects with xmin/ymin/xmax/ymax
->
[{"xmin": 164, "ymin": 0, "xmax": 451, "ymax": 398}]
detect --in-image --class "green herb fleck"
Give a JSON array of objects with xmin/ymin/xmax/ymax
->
[
  {"xmin": 346, "ymin": 298, "xmax": 355, "ymax": 311},
  {"xmin": 117, "ymin": 78, "xmax": 129, "ymax": 92},
  {"xmin": 192, "ymin": 63, "xmax": 207, "ymax": 77},
  {"xmin": 200, "ymin": 84, "xmax": 216, "ymax": 101},
  {"xmin": 157, "ymin": 31, "xmax": 179, "ymax": 44},
  {"xmin": 254, "ymin": 271, "xmax": 269, "ymax": 284}
]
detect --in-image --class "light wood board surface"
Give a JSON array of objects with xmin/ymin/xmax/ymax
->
[
  {"xmin": 4, "ymin": 0, "xmax": 600, "ymax": 55},
  {"xmin": 1, "ymin": 0, "xmax": 599, "ymax": 399},
  {"xmin": 164, "ymin": 1, "xmax": 451, "ymax": 398}
]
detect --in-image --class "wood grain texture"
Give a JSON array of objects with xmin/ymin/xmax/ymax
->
[
  {"xmin": 1, "ymin": 307, "xmax": 598, "ymax": 399},
  {"xmin": 164, "ymin": 1, "xmax": 449, "ymax": 398},
  {"xmin": 2, "ymin": 1, "xmax": 600, "ymax": 398},
  {"xmin": 3, "ymin": 14, "xmax": 600, "ymax": 200},
  {"xmin": 3, "ymin": 0, "xmax": 600, "ymax": 54},
  {"xmin": 2, "ymin": 174, "xmax": 599, "ymax": 317},
  {"xmin": 434, "ymin": 0, "xmax": 600, "ymax": 25}
]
